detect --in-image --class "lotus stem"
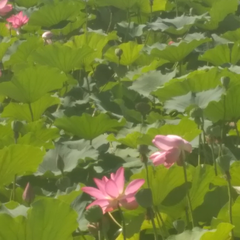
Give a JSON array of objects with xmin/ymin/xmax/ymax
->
[
  {"xmin": 226, "ymin": 172, "xmax": 234, "ymax": 238},
  {"xmin": 182, "ymin": 151, "xmax": 194, "ymax": 228},
  {"xmin": 118, "ymin": 204, "xmax": 126, "ymax": 240}
]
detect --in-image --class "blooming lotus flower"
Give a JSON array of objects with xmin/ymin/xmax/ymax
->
[
  {"xmin": 0, "ymin": 0, "xmax": 12, "ymax": 16},
  {"xmin": 150, "ymin": 135, "xmax": 192, "ymax": 168},
  {"xmin": 82, "ymin": 167, "xmax": 145, "ymax": 214},
  {"xmin": 7, "ymin": 11, "xmax": 29, "ymax": 29}
]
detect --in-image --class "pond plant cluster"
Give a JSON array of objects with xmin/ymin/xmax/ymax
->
[{"xmin": 1, "ymin": 0, "xmax": 240, "ymax": 239}]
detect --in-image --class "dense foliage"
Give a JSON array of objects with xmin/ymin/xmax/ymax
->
[{"xmin": 1, "ymin": 0, "xmax": 240, "ymax": 239}]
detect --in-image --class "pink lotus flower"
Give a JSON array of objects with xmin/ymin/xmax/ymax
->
[
  {"xmin": 150, "ymin": 135, "xmax": 192, "ymax": 168},
  {"xmin": 168, "ymin": 41, "xmax": 174, "ymax": 45},
  {"xmin": 82, "ymin": 167, "xmax": 145, "ymax": 214},
  {"xmin": 7, "ymin": 11, "xmax": 29, "ymax": 29},
  {"xmin": 0, "ymin": 0, "xmax": 12, "ymax": 16}
]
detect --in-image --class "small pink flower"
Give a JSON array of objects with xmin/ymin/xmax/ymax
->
[
  {"xmin": 82, "ymin": 167, "xmax": 145, "ymax": 214},
  {"xmin": 7, "ymin": 11, "xmax": 29, "ymax": 29},
  {"xmin": 0, "ymin": 0, "xmax": 12, "ymax": 16},
  {"xmin": 168, "ymin": 41, "xmax": 174, "ymax": 45},
  {"xmin": 150, "ymin": 135, "xmax": 192, "ymax": 168}
]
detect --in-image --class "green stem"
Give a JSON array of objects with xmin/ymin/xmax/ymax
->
[
  {"xmin": 227, "ymin": 174, "xmax": 234, "ymax": 238},
  {"xmin": 108, "ymin": 212, "xmax": 122, "ymax": 228},
  {"xmin": 185, "ymin": 207, "xmax": 190, "ymax": 228},
  {"xmin": 148, "ymin": 207, "xmax": 158, "ymax": 240},
  {"xmin": 182, "ymin": 152, "xmax": 194, "ymax": 228},
  {"xmin": 234, "ymin": 122, "xmax": 240, "ymax": 147},
  {"xmin": 144, "ymin": 162, "xmax": 150, "ymax": 188},
  {"xmin": 124, "ymin": 9, "xmax": 131, "ymax": 42},
  {"xmin": 174, "ymin": 0, "xmax": 178, "ymax": 17},
  {"xmin": 28, "ymin": 103, "xmax": 34, "ymax": 122},
  {"xmin": 11, "ymin": 175, "xmax": 16, "ymax": 201},
  {"xmin": 210, "ymin": 142, "xmax": 218, "ymax": 176},
  {"xmin": 118, "ymin": 205, "xmax": 126, "ymax": 240},
  {"xmin": 155, "ymin": 207, "xmax": 166, "ymax": 239},
  {"xmin": 198, "ymin": 133, "xmax": 201, "ymax": 166},
  {"xmin": 106, "ymin": 7, "xmax": 113, "ymax": 33}
]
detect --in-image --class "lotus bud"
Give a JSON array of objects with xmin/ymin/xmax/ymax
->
[
  {"xmin": 138, "ymin": 145, "xmax": 149, "ymax": 155},
  {"xmin": 84, "ymin": 205, "xmax": 103, "ymax": 223},
  {"xmin": 42, "ymin": 31, "xmax": 53, "ymax": 44},
  {"xmin": 115, "ymin": 48, "xmax": 123, "ymax": 59},
  {"xmin": 22, "ymin": 182, "xmax": 35, "ymax": 205},
  {"xmin": 149, "ymin": 0, "xmax": 154, "ymax": 6}
]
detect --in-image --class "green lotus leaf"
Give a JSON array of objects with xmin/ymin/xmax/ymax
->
[
  {"xmin": 0, "ymin": 215, "xmax": 25, "ymax": 239},
  {"xmin": 149, "ymin": 14, "xmax": 209, "ymax": 35},
  {"xmin": 190, "ymin": 165, "xmax": 216, "ymax": 210},
  {"xmin": 1, "ymin": 94, "xmax": 60, "ymax": 122},
  {"xmin": 216, "ymin": 197, "xmax": 240, "ymax": 237},
  {"xmin": 0, "ymin": 122, "xmax": 15, "ymax": 149},
  {"xmin": 129, "ymin": 70, "xmax": 176, "ymax": 97},
  {"xmin": 0, "ymin": 144, "xmax": 45, "ymax": 186},
  {"xmin": 28, "ymin": 0, "xmax": 85, "ymax": 28},
  {"xmin": 204, "ymin": 87, "xmax": 240, "ymax": 122},
  {"xmin": 31, "ymin": 43, "xmax": 93, "ymax": 72},
  {"xmin": 201, "ymin": 223, "xmax": 234, "ymax": 240},
  {"xmin": 164, "ymin": 87, "xmax": 224, "ymax": 112},
  {"xmin": 131, "ymin": 165, "xmax": 192, "ymax": 207},
  {"xmin": 166, "ymin": 223, "xmax": 233, "ymax": 240},
  {"xmin": 222, "ymin": 28, "xmax": 240, "ymax": 42},
  {"xmin": 54, "ymin": 113, "xmax": 126, "ymax": 140},
  {"xmin": 136, "ymin": 0, "xmax": 168, "ymax": 13},
  {"xmin": 104, "ymin": 41, "xmax": 144, "ymax": 66},
  {"xmin": 143, "ymin": 118, "xmax": 201, "ymax": 145},
  {"xmin": 196, "ymin": 0, "xmax": 238, "ymax": 30},
  {"xmin": 65, "ymin": 31, "xmax": 118, "ymax": 70},
  {"xmin": 37, "ymin": 143, "xmax": 98, "ymax": 176},
  {"xmin": 3, "ymin": 37, "xmax": 44, "ymax": 69},
  {"xmin": 26, "ymin": 198, "xmax": 78, "ymax": 240},
  {"xmin": 153, "ymin": 67, "xmax": 221, "ymax": 101},
  {"xmin": 0, "ymin": 66, "xmax": 66, "ymax": 103},
  {"xmin": 18, "ymin": 120, "xmax": 60, "ymax": 149},
  {"xmin": 0, "ymin": 37, "xmax": 17, "ymax": 61},
  {"xmin": 15, "ymin": 0, "xmax": 38, "ymax": 7},
  {"xmin": 150, "ymin": 37, "xmax": 211, "ymax": 63},
  {"xmin": 199, "ymin": 43, "xmax": 240, "ymax": 65},
  {"xmin": 92, "ymin": 0, "xmax": 138, "ymax": 10},
  {"xmin": 107, "ymin": 131, "xmax": 146, "ymax": 148}
]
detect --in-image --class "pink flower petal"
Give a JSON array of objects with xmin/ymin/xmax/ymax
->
[
  {"xmin": 149, "ymin": 151, "xmax": 166, "ymax": 166},
  {"xmin": 105, "ymin": 179, "xmax": 119, "ymax": 198},
  {"xmin": 124, "ymin": 179, "xmax": 145, "ymax": 196},
  {"xmin": 86, "ymin": 199, "xmax": 110, "ymax": 214},
  {"xmin": 93, "ymin": 178, "xmax": 107, "ymax": 195},
  {"xmin": 0, "ymin": 0, "xmax": 7, "ymax": 9},
  {"xmin": 0, "ymin": 4, "xmax": 12, "ymax": 15},
  {"xmin": 113, "ymin": 167, "xmax": 125, "ymax": 194},
  {"xmin": 164, "ymin": 148, "xmax": 181, "ymax": 164},
  {"xmin": 181, "ymin": 139, "xmax": 192, "ymax": 153},
  {"xmin": 120, "ymin": 198, "xmax": 138, "ymax": 210},
  {"xmin": 152, "ymin": 135, "xmax": 186, "ymax": 151},
  {"xmin": 82, "ymin": 186, "xmax": 105, "ymax": 199}
]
